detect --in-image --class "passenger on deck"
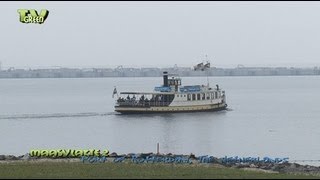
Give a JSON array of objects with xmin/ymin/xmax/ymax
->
[
  {"xmin": 144, "ymin": 98, "xmax": 150, "ymax": 106},
  {"xmin": 139, "ymin": 95, "xmax": 145, "ymax": 104},
  {"xmin": 117, "ymin": 97, "xmax": 125, "ymax": 103},
  {"xmin": 140, "ymin": 95, "xmax": 145, "ymax": 101}
]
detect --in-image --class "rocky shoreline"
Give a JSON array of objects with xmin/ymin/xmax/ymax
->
[{"xmin": 1, "ymin": 153, "xmax": 320, "ymax": 176}]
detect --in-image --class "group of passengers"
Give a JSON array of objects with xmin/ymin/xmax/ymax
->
[
  {"xmin": 117, "ymin": 95, "xmax": 150, "ymax": 106},
  {"xmin": 117, "ymin": 94, "xmax": 166, "ymax": 106}
]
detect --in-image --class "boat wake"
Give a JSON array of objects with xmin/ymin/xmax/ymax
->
[
  {"xmin": 226, "ymin": 108, "xmax": 233, "ymax": 111},
  {"xmin": 0, "ymin": 112, "xmax": 115, "ymax": 120}
]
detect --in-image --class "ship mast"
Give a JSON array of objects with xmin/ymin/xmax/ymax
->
[
  {"xmin": 205, "ymin": 54, "xmax": 209, "ymax": 87},
  {"xmin": 193, "ymin": 55, "xmax": 211, "ymax": 87}
]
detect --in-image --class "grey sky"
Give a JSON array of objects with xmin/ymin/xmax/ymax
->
[{"xmin": 1, "ymin": 1, "xmax": 320, "ymax": 69}]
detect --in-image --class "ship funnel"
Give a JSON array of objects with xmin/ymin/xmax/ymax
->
[{"xmin": 163, "ymin": 71, "xmax": 168, "ymax": 87}]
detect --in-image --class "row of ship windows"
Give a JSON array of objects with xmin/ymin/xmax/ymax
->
[{"xmin": 176, "ymin": 92, "xmax": 219, "ymax": 101}]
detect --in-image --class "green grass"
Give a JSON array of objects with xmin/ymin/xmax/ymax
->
[{"xmin": 0, "ymin": 162, "xmax": 318, "ymax": 179}]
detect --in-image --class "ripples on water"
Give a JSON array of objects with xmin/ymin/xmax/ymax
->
[
  {"xmin": 0, "ymin": 112, "xmax": 114, "ymax": 120},
  {"xmin": 0, "ymin": 109, "xmax": 234, "ymax": 120},
  {"xmin": 1, "ymin": 76, "xmax": 320, "ymax": 166}
]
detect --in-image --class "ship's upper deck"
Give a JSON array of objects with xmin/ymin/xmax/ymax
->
[
  {"xmin": 119, "ymin": 71, "xmax": 223, "ymax": 96},
  {"xmin": 153, "ymin": 72, "xmax": 220, "ymax": 94}
]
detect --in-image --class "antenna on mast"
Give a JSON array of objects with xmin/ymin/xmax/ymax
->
[
  {"xmin": 194, "ymin": 54, "xmax": 211, "ymax": 87},
  {"xmin": 205, "ymin": 54, "xmax": 210, "ymax": 87}
]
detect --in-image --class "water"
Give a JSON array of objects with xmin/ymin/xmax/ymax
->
[{"xmin": 1, "ymin": 76, "xmax": 320, "ymax": 165}]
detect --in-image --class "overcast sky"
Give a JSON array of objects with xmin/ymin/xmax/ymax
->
[{"xmin": 1, "ymin": 1, "xmax": 320, "ymax": 69}]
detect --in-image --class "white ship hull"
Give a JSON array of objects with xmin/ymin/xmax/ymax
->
[
  {"xmin": 115, "ymin": 102, "xmax": 227, "ymax": 114},
  {"xmin": 115, "ymin": 95, "xmax": 227, "ymax": 114}
]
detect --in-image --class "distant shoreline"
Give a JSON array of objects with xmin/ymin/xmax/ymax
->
[{"xmin": 1, "ymin": 66, "xmax": 320, "ymax": 78}]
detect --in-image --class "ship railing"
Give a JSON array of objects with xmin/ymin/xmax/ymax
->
[
  {"xmin": 116, "ymin": 101, "xmax": 149, "ymax": 107},
  {"xmin": 116, "ymin": 100, "xmax": 171, "ymax": 107},
  {"xmin": 149, "ymin": 101, "xmax": 171, "ymax": 107}
]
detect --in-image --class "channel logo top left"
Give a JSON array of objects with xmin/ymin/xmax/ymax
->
[{"xmin": 17, "ymin": 9, "xmax": 49, "ymax": 24}]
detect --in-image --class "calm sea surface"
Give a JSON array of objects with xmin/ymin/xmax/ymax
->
[{"xmin": 1, "ymin": 76, "xmax": 320, "ymax": 165}]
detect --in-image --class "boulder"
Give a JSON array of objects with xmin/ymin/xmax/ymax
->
[
  {"xmin": 249, "ymin": 163, "xmax": 258, "ymax": 168},
  {"xmin": 140, "ymin": 152, "xmax": 153, "ymax": 158},
  {"xmin": 189, "ymin": 153, "xmax": 196, "ymax": 159},
  {"xmin": 109, "ymin": 152, "xmax": 118, "ymax": 157},
  {"xmin": 21, "ymin": 153, "xmax": 30, "ymax": 160},
  {"xmin": 5, "ymin": 155, "xmax": 18, "ymax": 160}
]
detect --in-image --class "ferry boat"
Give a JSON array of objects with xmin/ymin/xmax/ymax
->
[{"xmin": 114, "ymin": 72, "xmax": 227, "ymax": 114}]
